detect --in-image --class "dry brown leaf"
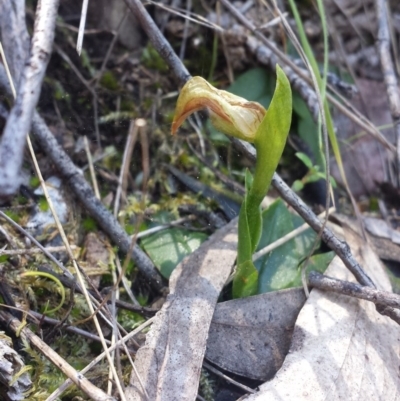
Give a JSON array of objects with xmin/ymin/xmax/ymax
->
[
  {"xmin": 125, "ymin": 218, "xmax": 238, "ymax": 401},
  {"xmin": 244, "ymin": 223, "xmax": 400, "ymax": 400},
  {"xmin": 206, "ymin": 288, "xmax": 306, "ymax": 381}
]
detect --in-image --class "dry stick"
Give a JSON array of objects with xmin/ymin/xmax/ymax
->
[
  {"xmin": 219, "ymin": 0, "xmax": 394, "ymax": 153},
  {"xmin": 308, "ymin": 271, "xmax": 400, "ymax": 311},
  {"xmin": 375, "ymin": 0, "xmax": 400, "ymax": 185},
  {"xmin": 77, "ymin": 0, "xmax": 89, "ymax": 55},
  {"xmin": 114, "ymin": 120, "xmax": 140, "ymax": 217},
  {"xmin": 0, "ymin": 310, "xmax": 116, "ymax": 401},
  {"xmin": 46, "ymin": 317, "xmax": 155, "ymax": 401},
  {"xmin": 0, "ymin": 245, "xmax": 76, "ymax": 256},
  {"xmin": 29, "ymin": 311, "xmax": 115, "ymax": 344},
  {"xmin": 0, "ymin": 0, "xmax": 59, "ymax": 199},
  {"xmin": 83, "ymin": 135, "xmax": 101, "ymax": 199}
]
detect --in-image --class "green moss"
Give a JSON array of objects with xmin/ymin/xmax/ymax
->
[
  {"xmin": 141, "ymin": 44, "xmax": 169, "ymax": 72},
  {"xmin": 82, "ymin": 216, "xmax": 98, "ymax": 232},
  {"xmin": 100, "ymin": 70, "xmax": 120, "ymax": 91}
]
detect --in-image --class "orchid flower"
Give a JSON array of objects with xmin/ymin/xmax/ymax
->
[
  {"xmin": 172, "ymin": 66, "xmax": 292, "ymax": 297},
  {"xmin": 171, "ymin": 76, "xmax": 266, "ymax": 143}
]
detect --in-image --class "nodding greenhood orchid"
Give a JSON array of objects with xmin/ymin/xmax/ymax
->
[
  {"xmin": 171, "ymin": 76, "xmax": 266, "ymax": 143},
  {"xmin": 171, "ymin": 67, "xmax": 292, "ymax": 298}
]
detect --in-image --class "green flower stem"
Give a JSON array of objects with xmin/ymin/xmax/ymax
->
[{"xmin": 233, "ymin": 66, "xmax": 292, "ymax": 298}]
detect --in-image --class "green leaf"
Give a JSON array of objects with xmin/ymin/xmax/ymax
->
[
  {"xmin": 141, "ymin": 228, "xmax": 208, "ymax": 279},
  {"xmin": 295, "ymin": 152, "xmax": 314, "ymax": 170},
  {"xmin": 291, "ymin": 214, "xmax": 318, "ymax": 257},
  {"xmin": 256, "ymin": 200, "xmax": 296, "ymax": 292},
  {"xmin": 292, "ymin": 252, "xmax": 335, "ymax": 287},
  {"xmin": 227, "ymin": 68, "xmax": 272, "ymax": 108},
  {"xmin": 250, "ymin": 65, "xmax": 292, "ymax": 204},
  {"xmin": 292, "ymin": 180, "xmax": 304, "ymax": 192},
  {"xmin": 255, "ymin": 199, "xmax": 317, "ymax": 293}
]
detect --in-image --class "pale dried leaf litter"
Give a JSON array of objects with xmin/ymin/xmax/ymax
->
[
  {"xmin": 244, "ymin": 223, "xmax": 400, "ymax": 400},
  {"xmin": 126, "ymin": 218, "xmax": 238, "ymax": 401},
  {"xmin": 0, "ymin": 335, "xmax": 32, "ymax": 400},
  {"xmin": 206, "ymin": 288, "xmax": 306, "ymax": 381}
]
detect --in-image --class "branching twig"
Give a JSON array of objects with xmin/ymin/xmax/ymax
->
[
  {"xmin": 375, "ymin": 0, "xmax": 400, "ymax": 185},
  {"xmin": 0, "ymin": 0, "xmax": 59, "ymax": 199}
]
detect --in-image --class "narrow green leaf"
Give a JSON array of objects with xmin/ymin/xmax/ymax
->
[
  {"xmin": 292, "ymin": 252, "xmax": 335, "ymax": 287},
  {"xmin": 250, "ymin": 65, "xmax": 292, "ymax": 204},
  {"xmin": 295, "ymin": 152, "xmax": 314, "ymax": 169},
  {"xmin": 245, "ymin": 65, "xmax": 292, "ymax": 252},
  {"xmin": 234, "ymin": 67, "xmax": 292, "ymax": 298}
]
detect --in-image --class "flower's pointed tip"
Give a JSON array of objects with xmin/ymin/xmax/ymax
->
[{"xmin": 171, "ymin": 120, "xmax": 178, "ymax": 136}]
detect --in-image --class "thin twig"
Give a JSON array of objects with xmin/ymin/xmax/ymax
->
[
  {"xmin": 77, "ymin": 0, "xmax": 89, "ymax": 55},
  {"xmin": 0, "ymin": 244, "xmax": 77, "ymax": 256},
  {"xmin": 375, "ymin": 0, "xmax": 400, "ymax": 185},
  {"xmin": 84, "ymin": 135, "xmax": 101, "ymax": 199},
  {"xmin": 308, "ymin": 271, "xmax": 400, "ymax": 311},
  {"xmin": 114, "ymin": 120, "xmax": 140, "ymax": 217}
]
